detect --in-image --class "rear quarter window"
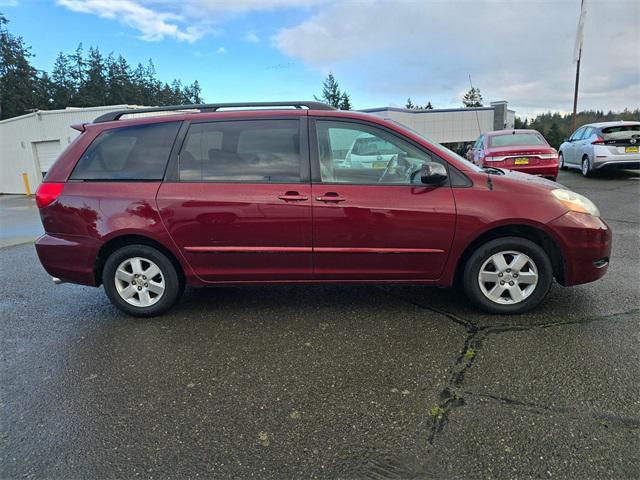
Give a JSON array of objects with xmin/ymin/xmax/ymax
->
[{"xmin": 71, "ymin": 122, "xmax": 181, "ymax": 181}]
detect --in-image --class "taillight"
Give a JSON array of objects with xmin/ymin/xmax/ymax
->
[
  {"xmin": 592, "ymin": 136, "xmax": 605, "ymax": 145},
  {"xmin": 35, "ymin": 182, "xmax": 64, "ymax": 208}
]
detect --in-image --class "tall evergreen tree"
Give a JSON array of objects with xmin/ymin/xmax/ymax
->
[
  {"xmin": 315, "ymin": 73, "xmax": 343, "ymax": 108},
  {"xmin": 50, "ymin": 52, "xmax": 74, "ymax": 108},
  {"xmin": 0, "ymin": 14, "xmax": 50, "ymax": 118},
  {"xmin": 462, "ymin": 87, "xmax": 483, "ymax": 107},
  {"xmin": 78, "ymin": 46, "xmax": 107, "ymax": 106},
  {"xmin": 425, "ymin": 101, "xmax": 434, "ymax": 110},
  {"xmin": 68, "ymin": 43, "xmax": 85, "ymax": 102},
  {"xmin": 406, "ymin": 98, "xmax": 415, "ymax": 109},
  {"xmin": 339, "ymin": 92, "xmax": 351, "ymax": 110}
]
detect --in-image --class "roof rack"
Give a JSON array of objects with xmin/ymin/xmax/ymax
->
[{"xmin": 93, "ymin": 101, "xmax": 335, "ymax": 123}]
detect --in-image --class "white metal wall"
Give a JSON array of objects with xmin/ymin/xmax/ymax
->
[
  {"xmin": 363, "ymin": 108, "xmax": 495, "ymax": 144},
  {"xmin": 0, "ymin": 105, "xmax": 139, "ymax": 194}
]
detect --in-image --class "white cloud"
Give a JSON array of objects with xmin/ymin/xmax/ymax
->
[
  {"xmin": 273, "ymin": 0, "xmax": 640, "ymax": 116},
  {"xmin": 56, "ymin": 0, "xmax": 205, "ymax": 42},
  {"xmin": 217, "ymin": 46, "xmax": 227, "ymax": 54},
  {"xmin": 56, "ymin": 0, "xmax": 331, "ymax": 43},
  {"xmin": 245, "ymin": 31, "xmax": 260, "ymax": 43}
]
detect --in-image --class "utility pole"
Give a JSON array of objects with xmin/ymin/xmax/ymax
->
[{"xmin": 572, "ymin": 0, "xmax": 587, "ymax": 133}]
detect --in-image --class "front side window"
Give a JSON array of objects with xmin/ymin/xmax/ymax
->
[
  {"xmin": 570, "ymin": 127, "xmax": 585, "ymax": 141},
  {"xmin": 315, "ymin": 120, "xmax": 435, "ymax": 185},
  {"xmin": 71, "ymin": 122, "xmax": 181, "ymax": 180},
  {"xmin": 179, "ymin": 120, "xmax": 301, "ymax": 182}
]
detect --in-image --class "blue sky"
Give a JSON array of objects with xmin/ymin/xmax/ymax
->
[{"xmin": 2, "ymin": 0, "xmax": 639, "ymax": 118}]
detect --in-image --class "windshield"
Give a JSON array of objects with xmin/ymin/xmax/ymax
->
[
  {"xmin": 385, "ymin": 119, "xmax": 483, "ymax": 172},
  {"xmin": 489, "ymin": 133, "xmax": 546, "ymax": 147}
]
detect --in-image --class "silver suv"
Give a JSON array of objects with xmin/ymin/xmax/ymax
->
[{"xmin": 559, "ymin": 121, "xmax": 640, "ymax": 176}]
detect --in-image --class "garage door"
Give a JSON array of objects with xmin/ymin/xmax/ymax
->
[{"xmin": 34, "ymin": 140, "xmax": 61, "ymax": 176}]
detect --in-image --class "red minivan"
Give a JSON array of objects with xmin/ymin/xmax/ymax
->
[
  {"xmin": 35, "ymin": 102, "xmax": 610, "ymax": 317},
  {"xmin": 467, "ymin": 129, "xmax": 559, "ymax": 180}
]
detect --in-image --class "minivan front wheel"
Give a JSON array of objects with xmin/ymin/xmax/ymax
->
[
  {"xmin": 463, "ymin": 237, "xmax": 553, "ymax": 314},
  {"xmin": 102, "ymin": 244, "xmax": 182, "ymax": 317}
]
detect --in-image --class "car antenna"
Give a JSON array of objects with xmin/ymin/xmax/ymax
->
[{"xmin": 468, "ymin": 74, "xmax": 482, "ymax": 135}]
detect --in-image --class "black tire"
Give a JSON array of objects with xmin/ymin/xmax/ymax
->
[
  {"xmin": 559, "ymin": 152, "xmax": 567, "ymax": 170},
  {"xmin": 462, "ymin": 237, "xmax": 553, "ymax": 314},
  {"xmin": 102, "ymin": 244, "xmax": 182, "ymax": 317},
  {"xmin": 581, "ymin": 156, "xmax": 593, "ymax": 177}
]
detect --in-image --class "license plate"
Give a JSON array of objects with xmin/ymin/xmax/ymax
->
[
  {"xmin": 372, "ymin": 161, "xmax": 387, "ymax": 169},
  {"xmin": 626, "ymin": 146, "xmax": 639, "ymax": 153},
  {"xmin": 513, "ymin": 158, "xmax": 529, "ymax": 165}
]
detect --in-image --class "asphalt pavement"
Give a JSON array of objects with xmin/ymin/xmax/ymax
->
[{"xmin": 1, "ymin": 169, "xmax": 639, "ymax": 479}]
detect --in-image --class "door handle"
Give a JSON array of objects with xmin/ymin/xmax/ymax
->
[
  {"xmin": 316, "ymin": 192, "xmax": 346, "ymax": 203},
  {"xmin": 278, "ymin": 191, "xmax": 308, "ymax": 202}
]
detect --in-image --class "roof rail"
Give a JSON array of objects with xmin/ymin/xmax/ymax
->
[{"xmin": 93, "ymin": 101, "xmax": 335, "ymax": 123}]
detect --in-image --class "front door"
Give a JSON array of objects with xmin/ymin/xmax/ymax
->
[
  {"xmin": 157, "ymin": 117, "xmax": 312, "ymax": 282},
  {"xmin": 310, "ymin": 119, "xmax": 456, "ymax": 281},
  {"xmin": 564, "ymin": 127, "xmax": 584, "ymax": 165}
]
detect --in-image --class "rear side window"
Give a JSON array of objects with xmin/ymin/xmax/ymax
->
[
  {"xmin": 71, "ymin": 122, "xmax": 181, "ymax": 181},
  {"xmin": 489, "ymin": 133, "xmax": 546, "ymax": 147},
  {"xmin": 179, "ymin": 120, "xmax": 301, "ymax": 182}
]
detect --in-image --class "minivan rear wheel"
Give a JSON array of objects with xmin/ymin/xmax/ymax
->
[
  {"xmin": 463, "ymin": 237, "xmax": 553, "ymax": 314},
  {"xmin": 102, "ymin": 244, "xmax": 182, "ymax": 317}
]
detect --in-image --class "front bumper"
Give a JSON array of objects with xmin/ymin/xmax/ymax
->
[{"xmin": 547, "ymin": 212, "xmax": 611, "ymax": 286}]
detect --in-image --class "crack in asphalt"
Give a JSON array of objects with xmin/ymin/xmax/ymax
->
[
  {"xmin": 377, "ymin": 287, "xmax": 639, "ymax": 445},
  {"xmin": 464, "ymin": 391, "xmax": 640, "ymax": 431}
]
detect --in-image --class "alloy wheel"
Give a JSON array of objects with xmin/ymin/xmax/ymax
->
[
  {"xmin": 114, "ymin": 256, "xmax": 165, "ymax": 307},
  {"xmin": 478, "ymin": 250, "xmax": 539, "ymax": 305}
]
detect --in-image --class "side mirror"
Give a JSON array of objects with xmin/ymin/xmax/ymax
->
[{"xmin": 420, "ymin": 162, "xmax": 448, "ymax": 185}]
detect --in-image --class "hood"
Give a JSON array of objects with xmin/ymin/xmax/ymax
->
[{"xmin": 492, "ymin": 168, "xmax": 564, "ymax": 190}]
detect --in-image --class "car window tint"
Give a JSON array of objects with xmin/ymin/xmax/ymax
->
[
  {"xmin": 71, "ymin": 122, "xmax": 181, "ymax": 181},
  {"xmin": 315, "ymin": 120, "xmax": 434, "ymax": 185},
  {"xmin": 179, "ymin": 120, "xmax": 301, "ymax": 182},
  {"xmin": 489, "ymin": 133, "xmax": 546, "ymax": 147}
]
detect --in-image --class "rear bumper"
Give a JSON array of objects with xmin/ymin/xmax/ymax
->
[
  {"xmin": 547, "ymin": 212, "xmax": 612, "ymax": 286},
  {"xmin": 35, "ymin": 234, "xmax": 99, "ymax": 286},
  {"xmin": 593, "ymin": 159, "xmax": 640, "ymax": 170}
]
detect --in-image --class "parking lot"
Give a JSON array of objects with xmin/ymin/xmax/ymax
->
[{"xmin": 1, "ymin": 169, "xmax": 639, "ymax": 478}]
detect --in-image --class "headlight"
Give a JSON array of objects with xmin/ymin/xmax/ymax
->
[{"xmin": 552, "ymin": 189, "xmax": 600, "ymax": 216}]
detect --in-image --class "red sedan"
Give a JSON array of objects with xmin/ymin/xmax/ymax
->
[{"xmin": 467, "ymin": 129, "xmax": 559, "ymax": 181}]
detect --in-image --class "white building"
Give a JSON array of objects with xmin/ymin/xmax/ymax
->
[
  {"xmin": 0, "ymin": 105, "xmax": 147, "ymax": 194},
  {"xmin": 360, "ymin": 101, "xmax": 515, "ymax": 145}
]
